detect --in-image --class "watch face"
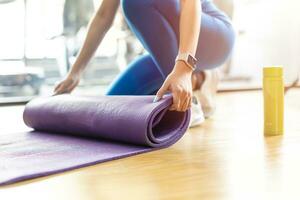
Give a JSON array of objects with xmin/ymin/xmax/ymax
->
[{"xmin": 188, "ymin": 55, "xmax": 197, "ymax": 67}]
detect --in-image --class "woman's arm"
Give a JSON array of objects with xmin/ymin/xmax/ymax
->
[
  {"xmin": 54, "ymin": 0, "xmax": 120, "ymax": 94},
  {"xmin": 178, "ymin": 0, "xmax": 201, "ymax": 57},
  {"xmin": 156, "ymin": 0, "xmax": 202, "ymax": 112}
]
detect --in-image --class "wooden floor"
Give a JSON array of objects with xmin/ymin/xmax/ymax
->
[{"xmin": 1, "ymin": 90, "xmax": 300, "ymax": 200}]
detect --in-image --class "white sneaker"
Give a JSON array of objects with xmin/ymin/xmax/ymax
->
[
  {"xmin": 189, "ymin": 96, "xmax": 205, "ymax": 128},
  {"xmin": 194, "ymin": 69, "xmax": 219, "ymax": 118}
]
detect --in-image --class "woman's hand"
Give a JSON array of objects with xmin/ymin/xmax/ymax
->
[
  {"xmin": 52, "ymin": 0, "xmax": 120, "ymax": 96},
  {"xmin": 155, "ymin": 61, "xmax": 193, "ymax": 112},
  {"xmin": 53, "ymin": 73, "xmax": 80, "ymax": 95}
]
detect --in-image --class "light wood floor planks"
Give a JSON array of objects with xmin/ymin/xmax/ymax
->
[{"xmin": 1, "ymin": 90, "xmax": 300, "ymax": 200}]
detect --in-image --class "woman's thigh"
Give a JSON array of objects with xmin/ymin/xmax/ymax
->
[
  {"xmin": 195, "ymin": 15, "xmax": 235, "ymax": 70},
  {"xmin": 195, "ymin": 2, "xmax": 235, "ymax": 70},
  {"xmin": 151, "ymin": 0, "xmax": 235, "ymax": 70},
  {"xmin": 122, "ymin": 0, "xmax": 235, "ymax": 72}
]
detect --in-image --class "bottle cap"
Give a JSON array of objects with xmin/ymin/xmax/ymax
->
[{"xmin": 263, "ymin": 66, "xmax": 283, "ymax": 77}]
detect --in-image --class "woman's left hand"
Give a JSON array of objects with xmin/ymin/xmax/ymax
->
[{"xmin": 155, "ymin": 61, "xmax": 193, "ymax": 112}]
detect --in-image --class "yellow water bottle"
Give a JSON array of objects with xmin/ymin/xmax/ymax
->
[{"xmin": 263, "ymin": 66, "xmax": 284, "ymax": 136}]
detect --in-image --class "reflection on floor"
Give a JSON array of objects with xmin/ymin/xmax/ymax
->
[{"xmin": 1, "ymin": 90, "xmax": 300, "ymax": 199}]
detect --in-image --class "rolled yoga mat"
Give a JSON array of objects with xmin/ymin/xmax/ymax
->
[{"xmin": 0, "ymin": 95, "xmax": 190, "ymax": 185}]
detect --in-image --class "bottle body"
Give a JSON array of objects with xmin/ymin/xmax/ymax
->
[{"xmin": 263, "ymin": 67, "xmax": 284, "ymax": 136}]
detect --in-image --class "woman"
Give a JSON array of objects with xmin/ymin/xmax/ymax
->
[{"xmin": 54, "ymin": 0, "xmax": 235, "ymax": 127}]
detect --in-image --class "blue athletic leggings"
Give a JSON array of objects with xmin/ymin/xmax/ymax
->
[{"xmin": 106, "ymin": 0, "xmax": 235, "ymax": 95}]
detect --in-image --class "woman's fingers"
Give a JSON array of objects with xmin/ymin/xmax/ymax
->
[
  {"xmin": 180, "ymin": 94, "xmax": 190, "ymax": 112},
  {"xmin": 54, "ymin": 82, "xmax": 62, "ymax": 92},
  {"xmin": 155, "ymin": 81, "xmax": 169, "ymax": 102},
  {"xmin": 53, "ymin": 75, "xmax": 80, "ymax": 96},
  {"xmin": 169, "ymin": 87, "xmax": 182, "ymax": 111},
  {"xmin": 171, "ymin": 88, "xmax": 192, "ymax": 112},
  {"xmin": 187, "ymin": 95, "xmax": 192, "ymax": 109},
  {"xmin": 65, "ymin": 81, "xmax": 77, "ymax": 93},
  {"xmin": 54, "ymin": 82, "xmax": 69, "ymax": 95},
  {"xmin": 54, "ymin": 85, "xmax": 63, "ymax": 95},
  {"xmin": 184, "ymin": 93, "xmax": 192, "ymax": 111},
  {"xmin": 155, "ymin": 74, "xmax": 192, "ymax": 112},
  {"xmin": 179, "ymin": 91, "xmax": 191, "ymax": 112}
]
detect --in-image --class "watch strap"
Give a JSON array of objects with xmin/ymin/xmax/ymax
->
[{"xmin": 175, "ymin": 53, "xmax": 197, "ymax": 71}]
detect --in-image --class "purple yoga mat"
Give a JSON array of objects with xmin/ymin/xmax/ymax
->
[{"xmin": 0, "ymin": 95, "xmax": 190, "ymax": 185}]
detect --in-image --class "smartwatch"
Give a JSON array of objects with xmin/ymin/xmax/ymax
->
[{"xmin": 175, "ymin": 53, "xmax": 198, "ymax": 71}]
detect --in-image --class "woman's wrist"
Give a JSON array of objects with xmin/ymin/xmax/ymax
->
[
  {"xmin": 68, "ymin": 69, "xmax": 82, "ymax": 80},
  {"xmin": 68, "ymin": 63, "xmax": 85, "ymax": 78},
  {"xmin": 173, "ymin": 60, "xmax": 194, "ymax": 75}
]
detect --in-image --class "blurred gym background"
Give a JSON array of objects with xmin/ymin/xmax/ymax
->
[{"xmin": 0, "ymin": 0, "xmax": 299, "ymax": 103}]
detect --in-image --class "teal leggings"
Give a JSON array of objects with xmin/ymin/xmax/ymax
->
[{"xmin": 106, "ymin": 0, "xmax": 235, "ymax": 95}]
